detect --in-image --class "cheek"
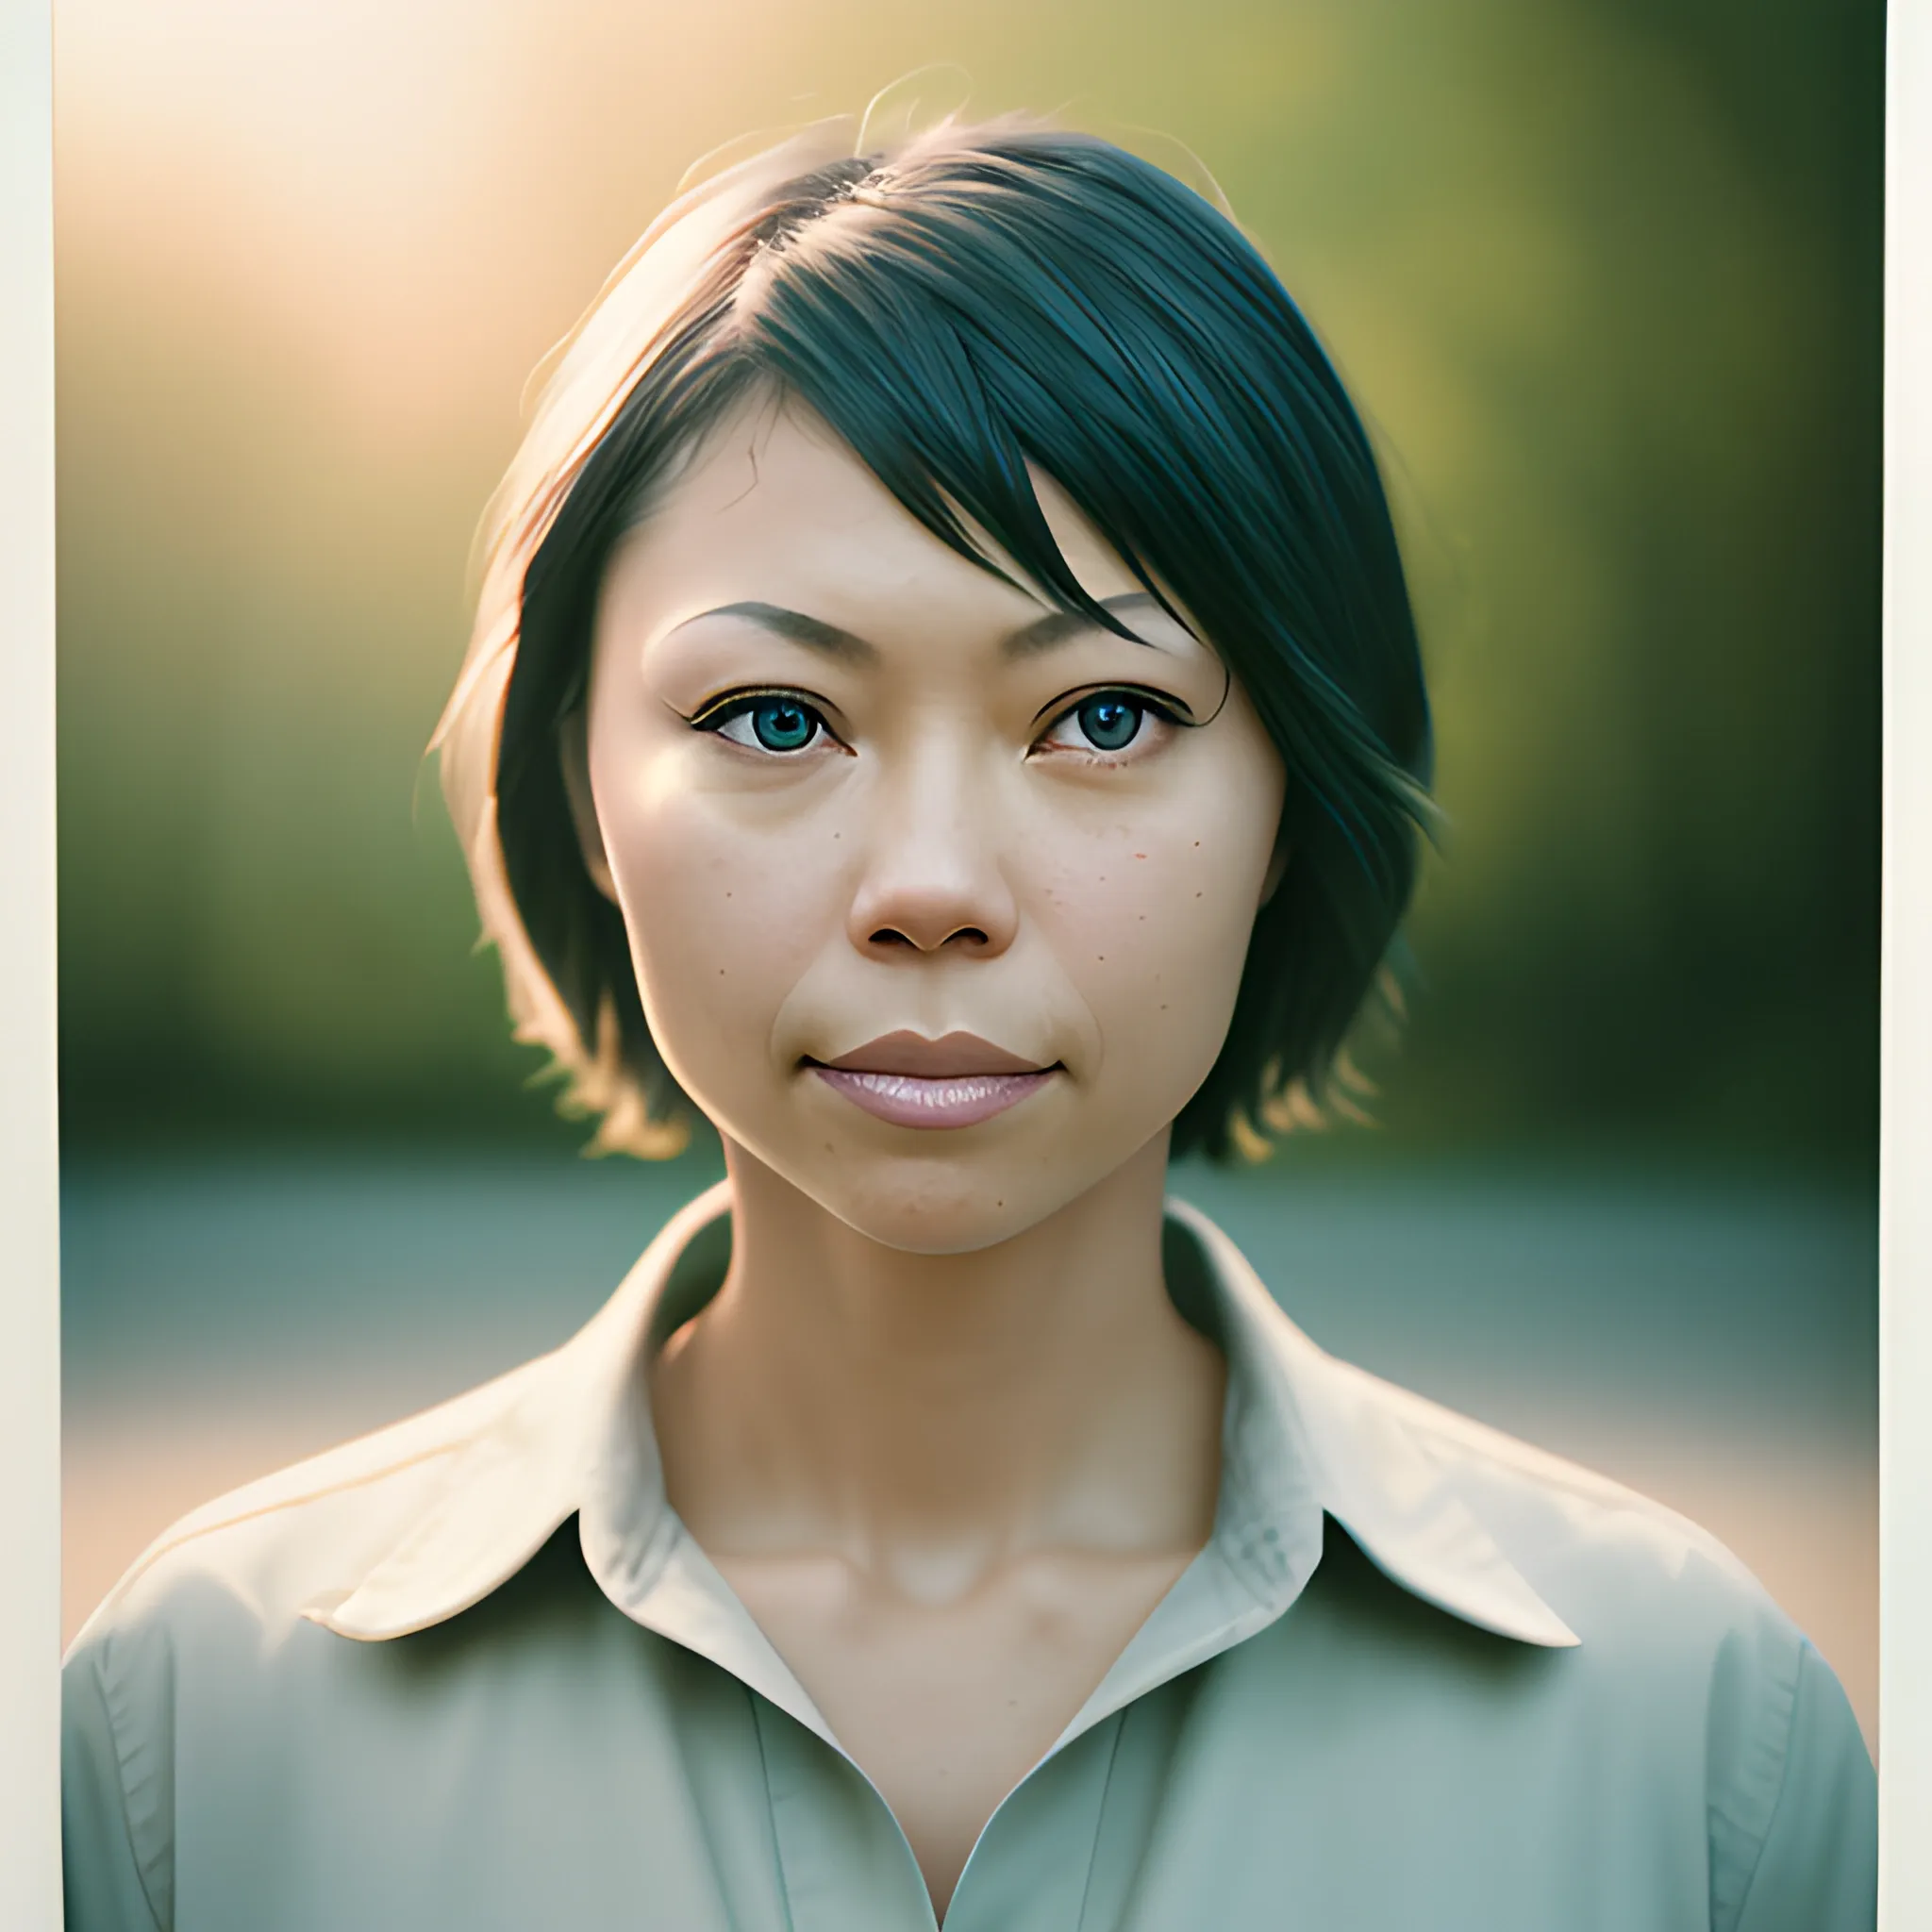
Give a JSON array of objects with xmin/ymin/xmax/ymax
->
[
  {"xmin": 594, "ymin": 751, "xmax": 845, "ymax": 1074},
  {"xmin": 1030, "ymin": 791, "xmax": 1278, "ymax": 1096}
]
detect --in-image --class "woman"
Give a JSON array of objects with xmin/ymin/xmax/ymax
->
[{"xmin": 62, "ymin": 117, "xmax": 1875, "ymax": 1929}]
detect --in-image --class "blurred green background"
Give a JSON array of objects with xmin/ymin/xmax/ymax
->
[
  {"xmin": 54, "ymin": 0, "xmax": 1882, "ymax": 1744},
  {"xmin": 54, "ymin": 0, "xmax": 1880, "ymax": 1162}
]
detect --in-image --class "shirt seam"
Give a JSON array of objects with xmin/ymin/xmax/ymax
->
[
  {"xmin": 1072, "ymin": 1707, "xmax": 1131, "ymax": 1932},
  {"xmin": 1715, "ymin": 1636, "xmax": 1808, "ymax": 1932},
  {"xmin": 90, "ymin": 1642, "xmax": 168, "ymax": 1932},
  {"xmin": 748, "ymin": 1689, "xmax": 800, "ymax": 1932}
]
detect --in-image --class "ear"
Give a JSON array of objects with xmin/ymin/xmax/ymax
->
[
  {"xmin": 558, "ymin": 708, "xmax": 619, "ymax": 904},
  {"xmin": 1259, "ymin": 838, "xmax": 1291, "ymax": 908}
]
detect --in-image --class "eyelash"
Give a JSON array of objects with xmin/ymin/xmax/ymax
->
[
  {"xmin": 686, "ymin": 689, "xmax": 843, "ymax": 755},
  {"xmin": 1032, "ymin": 686, "xmax": 1189, "ymax": 761},
  {"xmin": 683, "ymin": 685, "xmax": 1191, "ymax": 759}
]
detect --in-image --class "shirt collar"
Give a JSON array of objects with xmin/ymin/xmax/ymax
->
[{"xmin": 307, "ymin": 1181, "xmax": 1577, "ymax": 1717}]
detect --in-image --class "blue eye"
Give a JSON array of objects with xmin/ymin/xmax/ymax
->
[
  {"xmin": 748, "ymin": 696, "xmax": 816, "ymax": 752},
  {"xmin": 703, "ymin": 693, "xmax": 827, "ymax": 754},
  {"xmin": 1075, "ymin": 694, "xmax": 1144, "ymax": 752}
]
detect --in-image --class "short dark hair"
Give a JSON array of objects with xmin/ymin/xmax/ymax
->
[{"xmin": 438, "ymin": 118, "xmax": 1432, "ymax": 1162}]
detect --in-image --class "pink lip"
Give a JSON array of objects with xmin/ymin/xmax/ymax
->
[
  {"xmin": 809, "ymin": 1030, "xmax": 1058, "ymax": 1128},
  {"xmin": 812, "ymin": 1065, "xmax": 1056, "ymax": 1128}
]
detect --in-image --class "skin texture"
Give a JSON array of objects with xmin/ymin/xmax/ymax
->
[{"xmin": 567, "ymin": 392, "xmax": 1288, "ymax": 1913}]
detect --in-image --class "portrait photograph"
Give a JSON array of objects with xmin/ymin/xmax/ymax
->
[{"xmin": 44, "ymin": 0, "xmax": 1882, "ymax": 1924}]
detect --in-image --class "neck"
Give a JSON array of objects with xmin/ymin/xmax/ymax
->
[{"xmin": 647, "ymin": 1134, "xmax": 1226, "ymax": 1601}]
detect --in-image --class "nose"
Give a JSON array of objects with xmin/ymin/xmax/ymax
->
[{"xmin": 845, "ymin": 746, "xmax": 1019, "ymax": 959}]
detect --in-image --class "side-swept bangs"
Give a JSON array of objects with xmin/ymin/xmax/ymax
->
[{"xmin": 437, "ymin": 117, "xmax": 1432, "ymax": 1161}]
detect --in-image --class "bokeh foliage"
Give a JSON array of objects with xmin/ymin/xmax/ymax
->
[{"xmin": 54, "ymin": 0, "xmax": 1879, "ymax": 1158}]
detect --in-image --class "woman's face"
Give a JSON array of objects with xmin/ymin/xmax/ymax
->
[{"xmin": 578, "ymin": 395, "xmax": 1287, "ymax": 1253}]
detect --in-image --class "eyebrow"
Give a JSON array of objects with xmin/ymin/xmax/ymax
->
[
  {"xmin": 668, "ymin": 589, "xmax": 1172, "ymax": 664},
  {"xmin": 1000, "ymin": 591, "xmax": 1170, "ymax": 659},
  {"xmin": 669, "ymin": 601, "xmax": 879, "ymax": 663}
]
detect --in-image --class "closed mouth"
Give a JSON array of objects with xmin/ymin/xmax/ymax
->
[{"xmin": 805, "ymin": 1032, "xmax": 1059, "ymax": 1129}]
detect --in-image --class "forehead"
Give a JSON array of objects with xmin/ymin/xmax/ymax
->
[{"xmin": 602, "ymin": 392, "xmax": 1143, "ymax": 632}]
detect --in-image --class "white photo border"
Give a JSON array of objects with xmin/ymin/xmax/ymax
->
[
  {"xmin": 1883, "ymin": 2, "xmax": 1929, "ymax": 1923},
  {"xmin": 0, "ymin": 0, "xmax": 60, "ymax": 1923},
  {"xmin": 2, "ymin": 3, "xmax": 1918, "ymax": 1924}
]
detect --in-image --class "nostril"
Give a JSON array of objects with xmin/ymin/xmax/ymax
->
[{"xmin": 865, "ymin": 924, "xmax": 991, "ymax": 950}]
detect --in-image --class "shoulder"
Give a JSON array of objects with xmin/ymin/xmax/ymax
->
[
  {"xmin": 1337, "ymin": 1360, "xmax": 1875, "ymax": 1928},
  {"xmin": 1338, "ymin": 1354, "xmax": 1780, "ymax": 1647},
  {"xmin": 60, "ymin": 1347, "xmax": 588, "ymax": 1932},
  {"xmin": 66, "ymin": 1349, "xmax": 554, "ymax": 1673}
]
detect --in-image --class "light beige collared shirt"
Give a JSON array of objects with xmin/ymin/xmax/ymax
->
[{"xmin": 63, "ymin": 1186, "xmax": 1875, "ymax": 1930}]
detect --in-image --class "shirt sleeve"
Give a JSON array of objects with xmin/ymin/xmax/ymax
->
[
  {"xmin": 1725, "ymin": 1640, "xmax": 1875, "ymax": 1932},
  {"xmin": 63, "ymin": 1638, "xmax": 172, "ymax": 1932}
]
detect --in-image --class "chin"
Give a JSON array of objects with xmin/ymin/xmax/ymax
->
[
  {"xmin": 807, "ymin": 1152, "xmax": 1084, "ymax": 1255},
  {"xmin": 719, "ymin": 1117, "xmax": 1124, "ymax": 1255}
]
